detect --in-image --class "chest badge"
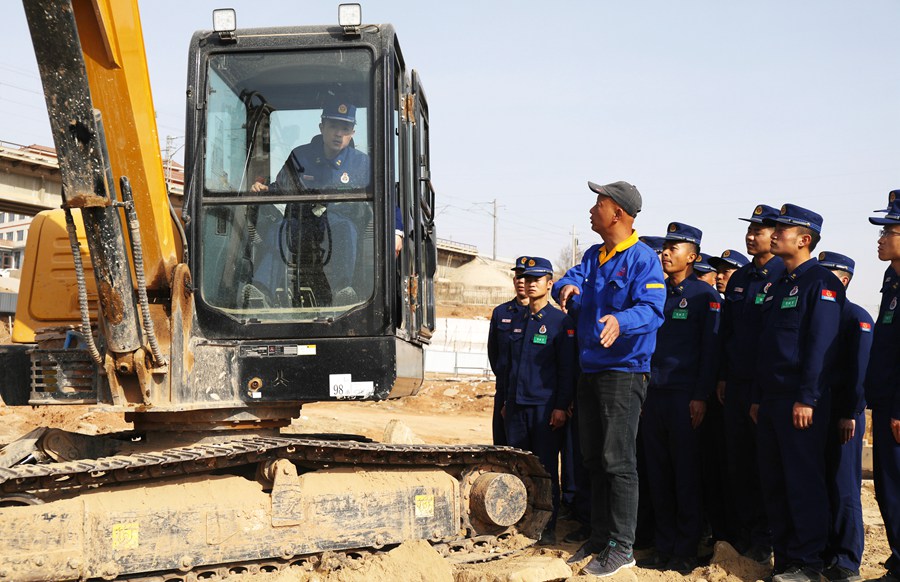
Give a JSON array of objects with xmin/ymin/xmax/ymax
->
[
  {"xmin": 763, "ymin": 282, "xmax": 772, "ymax": 293},
  {"xmin": 539, "ymin": 324, "xmax": 547, "ymax": 334},
  {"xmin": 679, "ymin": 298, "xmax": 688, "ymax": 308},
  {"xmin": 340, "ymin": 172, "xmax": 350, "ymax": 184},
  {"xmin": 789, "ymin": 285, "xmax": 799, "ymax": 297},
  {"xmin": 891, "ymin": 297, "xmax": 898, "ymax": 311}
]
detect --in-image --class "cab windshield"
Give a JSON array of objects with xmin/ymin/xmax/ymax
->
[{"xmin": 198, "ymin": 49, "xmax": 374, "ymax": 323}]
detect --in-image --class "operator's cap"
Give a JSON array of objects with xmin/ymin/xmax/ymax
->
[
  {"xmin": 639, "ymin": 235, "xmax": 666, "ymax": 253},
  {"xmin": 321, "ymin": 101, "xmax": 357, "ymax": 124},
  {"xmin": 775, "ymin": 203, "xmax": 823, "ymax": 233},
  {"xmin": 869, "ymin": 198, "xmax": 900, "ymax": 225},
  {"xmin": 709, "ymin": 249, "xmax": 750, "ymax": 271},
  {"xmin": 520, "ymin": 257, "xmax": 553, "ymax": 277},
  {"xmin": 873, "ymin": 189, "xmax": 900, "ymax": 213},
  {"xmin": 818, "ymin": 251, "xmax": 855, "ymax": 274},
  {"xmin": 588, "ymin": 180, "xmax": 642, "ymax": 217},
  {"xmin": 511, "ymin": 256, "xmax": 529, "ymax": 272},
  {"xmin": 739, "ymin": 204, "xmax": 780, "ymax": 224},
  {"xmin": 665, "ymin": 222, "xmax": 702, "ymax": 245},
  {"xmin": 693, "ymin": 253, "xmax": 715, "ymax": 274}
]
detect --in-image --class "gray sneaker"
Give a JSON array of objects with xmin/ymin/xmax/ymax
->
[
  {"xmin": 582, "ymin": 539, "xmax": 636, "ymax": 577},
  {"xmin": 772, "ymin": 565, "xmax": 820, "ymax": 582}
]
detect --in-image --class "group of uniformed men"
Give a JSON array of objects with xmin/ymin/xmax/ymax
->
[{"xmin": 487, "ymin": 181, "xmax": 900, "ymax": 582}]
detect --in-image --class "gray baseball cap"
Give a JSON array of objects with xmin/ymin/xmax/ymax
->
[{"xmin": 588, "ymin": 180, "xmax": 642, "ymax": 217}]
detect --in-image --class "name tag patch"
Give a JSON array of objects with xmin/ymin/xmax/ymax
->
[
  {"xmin": 883, "ymin": 311, "xmax": 894, "ymax": 325},
  {"xmin": 533, "ymin": 334, "xmax": 548, "ymax": 344},
  {"xmin": 672, "ymin": 309, "xmax": 688, "ymax": 320},
  {"xmin": 755, "ymin": 293, "xmax": 766, "ymax": 305},
  {"xmin": 781, "ymin": 296, "xmax": 798, "ymax": 309}
]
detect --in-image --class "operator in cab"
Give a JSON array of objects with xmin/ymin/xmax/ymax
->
[{"xmin": 252, "ymin": 101, "xmax": 370, "ymax": 191}]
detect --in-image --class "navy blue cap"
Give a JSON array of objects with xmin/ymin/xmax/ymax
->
[
  {"xmin": 693, "ymin": 253, "xmax": 715, "ymax": 274},
  {"xmin": 817, "ymin": 251, "xmax": 855, "ymax": 274},
  {"xmin": 322, "ymin": 101, "xmax": 357, "ymax": 124},
  {"xmin": 511, "ymin": 256, "xmax": 529, "ymax": 271},
  {"xmin": 774, "ymin": 204, "xmax": 823, "ymax": 233},
  {"xmin": 874, "ymin": 189, "xmax": 900, "ymax": 213},
  {"xmin": 665, "ymin": 222, "xmax": 702, "ymax": 245},
  {"xmin": 708, "ymin": 249, "xmax": 750, "ymax": 270},
  {"xmin": 639, "ymin": 235, "xmax": 666, "ymax": 252},
  {"xmin": 520, "ymin": 256, "xmax": 553, "ymax": 277},
  {"xmin": 869, "ymin": 198, "xmax": 900, "ymax": 225},
  {"xmin": 739, "ymin": 204, "xmax": 780, "ymax": 224}
]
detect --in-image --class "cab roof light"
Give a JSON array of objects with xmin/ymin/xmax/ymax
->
[
  {"xmin": 338, "ymin": 3, "xmax": 362, "ymax": 35},
  {"xmin": 212, "ymin": 8, "xmax": 237, "ymax": 41}
]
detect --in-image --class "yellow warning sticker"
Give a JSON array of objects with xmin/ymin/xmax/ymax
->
[
  {"xmin": 414, "ymin": 494, "xmax": 435, "ymax": 518},
  {"xmin": 112, "ymin": 522, "xmax": 139, "ymax": 551}
]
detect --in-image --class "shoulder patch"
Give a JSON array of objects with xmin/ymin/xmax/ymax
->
[
  {"xmin": 646, "ymin": 282, "xmax": 664, "ymax": 289},
  {"xmin": 820, "ymin": 289, "xmax": 837, "ymax": 302},
  {"xmin": 859, "ymin": 321, "xmax": 872, "ymax": 332},
  {"xmin": 567, "ymin": 329, "xmax": 575, "ymax": 337},
  {"xmin": 709, "ymin": 302, "xmax": 721, "ymax": 312}
]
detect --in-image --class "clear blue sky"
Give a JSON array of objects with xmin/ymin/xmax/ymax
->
[{"xmin": 2, "ymin": 1, "xmax": 899, "ymax": 312}]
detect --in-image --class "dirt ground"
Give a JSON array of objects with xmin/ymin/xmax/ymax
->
[{"xmin": 0, "ymin": 373, "xmax": 893, "ymax": 581}]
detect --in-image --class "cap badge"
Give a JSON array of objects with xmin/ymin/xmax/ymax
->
[
  {"xmin": 338, "ymin": 104, "xmax": 348, "ymax": 114},
  {"xmin": 679, "ymin": 298, "xmax": 688, "ymax": 308},
  {"xmin": 818, "ymin": 252, "xmax": 825, "ymax": 260},
  {"xmin": 723, "ymin": 250, "xmax": 731, "ymax": 258},
  {"xmin": 528, "ymin": 259, "xmax": 535, "ymax": 267},
  {"xmin": 789, "ymin": 285, "xmax": 799, "ymax": 297},
  {"xmin": 539, "ymin": 324, "xmax": 547, "ymax": 334},
  {"xmin": 520, "ymin": 257, "xmax": 527, "ymax": 265},
  {"xmin": 754, "ymin": 205, "xmax": 763, "ymax": 215},
  {"xmin": 340, "ymin": 172, "xmax": 350, "ymax": 184},
  {"xmin": 780, "ymin": 205, "xmax": 788, "ymax": 214},
  {"xmin": 892, "ymin": 192, "xmax": 897, "ymax": 203},
  {"xmin": 891, "ymin": 297, "xmax": 898, "ymax": 311},
  {"xmin": 668, "ymin": 223, "xmax": 677, "ymax": 232}
]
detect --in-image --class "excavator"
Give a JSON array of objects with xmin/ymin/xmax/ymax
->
[{"xmin": 0, "ymin": 1, "xmax": 551, "ymax": 580}]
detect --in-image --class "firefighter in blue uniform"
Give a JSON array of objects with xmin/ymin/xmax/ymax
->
[
  {"xmin": 717, "ymin": 204, "xmax": 784, "ymax": 562},
  {"xmin": 504, "ymin": 257, "xmax": 578, "ymax": 545},
  {"xmin": 709, "ymin": 249, "xmax": 750, "ymax": 297},
  {"xmin": 750, "ymin": 204, "xmax": 845, "ymax": 582},
  {"xmin": 692, "ymin": 252, "xmax": 717, "ymax": 287},
  {"xmin": 817, "ymin": 251, "xmax": 872, "ymax": 582},
  {"xmin": 865, "ymin": 199, "xmax": 900, "ymax": 582},
  {"xmin": 637, "ymin": 222, "xmax": 720, "ymax": 573},
  {"xmin": 487, "ymin": 256, "xmax": 530, "ymax": 445}
]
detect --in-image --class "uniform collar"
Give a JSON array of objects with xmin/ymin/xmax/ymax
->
[
  {"xmin": 598, "ymin": 230, "xmax": 640, "ymax": 267},
  {"xmin": 781, "ymin": 257, "xmax": 817, "ymax": 282}
]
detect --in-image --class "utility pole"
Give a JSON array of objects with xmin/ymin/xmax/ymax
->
[
  {"xmin": 492, "ymin": 199, "xmax": 498, "ymax": 260},
  {"xmin": 571, "ymin": 224, "xmax": 578, "ymax": 267}
]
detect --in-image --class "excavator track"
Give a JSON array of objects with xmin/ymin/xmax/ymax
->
[{"xmin": 0, "ymin": 435, "xmax": 552, "ymax": 580}]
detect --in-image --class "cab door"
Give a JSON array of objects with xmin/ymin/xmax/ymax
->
[{"xmin": 410, "ymin": 70, "xmax": 436, "ymax": 342}]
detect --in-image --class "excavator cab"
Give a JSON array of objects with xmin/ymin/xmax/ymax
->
[{"xmin": 182, "ymin": 15, "xmax": 437, "ymax": 406}]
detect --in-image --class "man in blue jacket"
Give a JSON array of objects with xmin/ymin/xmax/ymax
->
[
  {"xmin": 865, "ymin": 200, "xmax": 900, "ymax": 582},
  {"xmin": 554, "ymin": 180, "xmax": 665, "ymax": 577},
  {"xmin": 638, "ymin": 222, "xmax": 720, "ymax": 574},
  {"xmin": 818, "ymin": 251, "xmax": 872, "ymax": 582},
  {"xmin": 487, "ymin": 256, "xmax": 530, "ymax": 445},
  {"xmin": 750, "ymin": 204, "xmax": 845, "ymax": 582},
  {"xmin": 504, "ymin": 256, "xmax": 577, "ymax": 545}
]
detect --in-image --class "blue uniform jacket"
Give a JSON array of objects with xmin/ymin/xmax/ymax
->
[
  {"xmin": 833, "ymin": 300, "xmax": 873, "ymax": 418},
  {"xmin": 488, "ymin": 298, "xmax": 528, "ymax": 403},
  {"xmin": 650, "ymin": 275, "xmax": 721, "ymax": 401},
  {"xmin": 752, "ymin": 258, "xmax": 845, "ymax": 406},
  {"xmin": 552, "ymin": 238, "xmax": 666, "ymax": 374},
  {"xmin": 506, "ymin": 304, "xmax": 577, "ymax": 409},
  {"xmin": 863, "ymin": 266, "xmax": 900, "ymax": 419},
  {"xmin": 275, "ymin": 135, "xmax": 370, "ymax": 189},
  {"xmin": 719, "ymin": 256, "xmax": 785, "ymax": 383}
]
